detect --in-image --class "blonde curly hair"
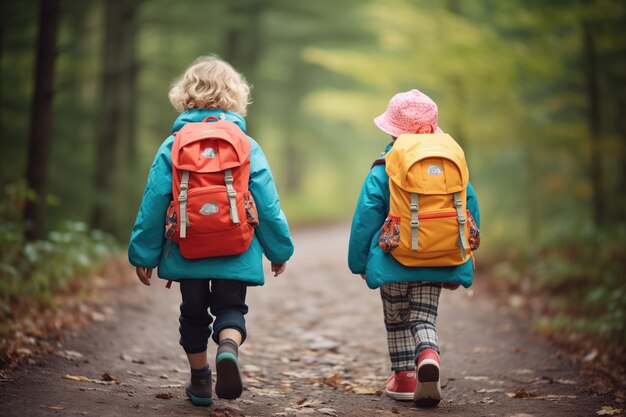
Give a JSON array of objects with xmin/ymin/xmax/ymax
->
[{"xmin": 168, "ymin": 56, "xmax": 251, "ymax": 116}]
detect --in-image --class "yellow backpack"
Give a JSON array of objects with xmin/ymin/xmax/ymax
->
[{"xmin": 379, "ymin": 133, "xmax": 471, "ymax": 267}]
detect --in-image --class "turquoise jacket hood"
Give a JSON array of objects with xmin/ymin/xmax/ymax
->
[
  {"xmin": 128, "ymin": 109, "xmax": 294, "ymax": 285},
  {"xmin": 348, "ymin": 143, "xmax": 481, "ymax": 289}
]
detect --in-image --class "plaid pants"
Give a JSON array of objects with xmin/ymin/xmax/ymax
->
[{"xmin": 380, "ymin": 282, "xmax": 442, "ymax": 372}]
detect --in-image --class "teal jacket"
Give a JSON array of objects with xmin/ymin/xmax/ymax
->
[
  {"xmin": 348, "ymin": 143, "xmax": 480, "ymax": 289},
  {"xmin": 128, "ymin": 109, "xmax": 294, "ymax": 285}
]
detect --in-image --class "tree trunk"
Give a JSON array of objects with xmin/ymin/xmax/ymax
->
[
  {"xmin": 23, "ymin": 0, "xmax": 60, "ymax": 240},
  {"xmin": 445, "ymin": 0, "xmax": 467, "ymax": 149},
  {"xmin": 283, "ymin": 59, "xmax": 306, "ymax": 192},
  {"xmin": 582, "ymin": 21, "xmax": 604, "ymax": 228},
  {"xmin": 91, "ymin": 0, "xmax": 137, "ymax": 232},
  {"xmin": 526, "ymin": 131, "xmax": 541, "ymax": 240},
  {"xmin": 223, "ymin": 0, "xmax": 264, "ymax": 136},
  {"xmin": 617, "ymin": 95, "xmax": 626, "ymax": 222}
]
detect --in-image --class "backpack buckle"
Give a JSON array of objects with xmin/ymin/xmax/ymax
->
[
  {"xmin": 410, "ymin": 203, "xmax": 419, "ymax": 211},
  {"xmin": 227, "ymin": 189, "xmax": 236, "ymax": 198},
  {"xmin": 410, "ymin": 219, "xmax": 419, "ymax": 227}
]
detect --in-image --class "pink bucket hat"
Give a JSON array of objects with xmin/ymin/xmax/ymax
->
[{"xmin": 374, "ymin": 89, "xmax": 443, "ymax": 136}]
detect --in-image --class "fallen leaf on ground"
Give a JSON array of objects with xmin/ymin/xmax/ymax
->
[
  {"xmin": 159, "ymin": 373, "xmax": 169, "ymax": 379},
  {"xmin": 64, "ymin": 373, "xmax": 120, "ymax": 385},
  {"xmin": 472, "ymin": 346, "xmax": 495, "ymax": 353},
  {"xmin": 533, "ymin": 394, "xmax": 577, "ymax": 401},
  {"xmin": 308, "ymin": 372, "xmax": 343, "ymax": 389},
  {"xmin": 597, "ymin": 406, "xmax": 622, "ymax": 415},
  {"xmin": 57, "ymin": 350, "xmax": 83, "ymax": 360},
  {"xmin": 554, "ymin": 379, "xmax": 577, "ymax": 385},
  {"xmin": 506, "ymin": 388, "xmax": 537, "ymax": 398},
  {"xmin": 476, "ymin": 388, "xmax": 504, "ymax": 393},
  {"xmin": 583, "ymin": 349, "xmax": 598, "ymax": 362},
  {"xmin": 155, "ymin": 392, "xmax": 172, "ymax": 399},
  {"xmin": 295, "ymin": 398, "xmax": 322, "ymax": 408},
  {"xmin": 63, "ymin": 374, "xmax": 90, "ymax": 382},
  {"xmin": 209, "ymin": 408, "xmax": 246, "ymax": 417},
  {"xmin": 283, "ymin": 407, "xmax": 316, "ymax": 415},
  {"xmin": 351, "ymin": 387, "xmax": 383, "ymax": 396},
  {"xmin": 317, "ymin": 408, "xmax": 337, "ymax": 416},
  {"xmin": 120, "ymin": 354, "xmax": 145, "ymax": 364},
  {"xmin": 464, "ymin": 376, "xmax": 489, "ymax": 381},
  {"xmin": 100, "ymin": 372, "xmax": 120, "ymax": 384}
]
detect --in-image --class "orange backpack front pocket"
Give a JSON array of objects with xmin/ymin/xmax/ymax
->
[
  {"xmin": 178, "ymin": 185, "xmax": 253, "ymax": 258},
  {"xmin": 414, "ymin": 209, "xmax": 459, "ymax": 254},
  {"xmin": 379, "ymin": 214, "xmax": 401, "ymax": 252},
  {"xmin": 185, "ymin": 186, "xmax": 235, "ymax": 234}
]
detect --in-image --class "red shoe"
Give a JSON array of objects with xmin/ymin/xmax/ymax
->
[
  {"xmin": 414, "ymin": 348, "xmax": 441, "ymax": 407},
  {"xmin": 385, "ymin": 371, "xmax": 416, "ymax": 401}
]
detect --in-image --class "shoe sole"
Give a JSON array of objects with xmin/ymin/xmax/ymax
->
[
  {"xmin": 414, "ymin": 360, "xmax": 441, "ymax": 407},
  {"xmin": 385, "ymin": 389, "xmax": 415, "ymax": 401},
  {"xmin": 215, "ymin": 352, "xmax": 243, "ymax": 400},
  {"xmin": 186, "ymin": 388, "xmax": 213, "ymax": 406}
]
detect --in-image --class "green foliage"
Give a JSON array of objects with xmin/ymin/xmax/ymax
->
[
  {"xmin": 520, "ymin": 226, "xmax": 626, "ymax": 344},
  {"xmin": 0, "ymin": 183, "xmax": 118, "ymax": 313}
]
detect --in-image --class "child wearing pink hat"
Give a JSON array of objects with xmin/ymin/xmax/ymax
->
[{"xmin": 348, "ymin": 89, "xmax": 481, "ymax": 407}]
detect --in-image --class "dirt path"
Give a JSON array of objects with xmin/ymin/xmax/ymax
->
[{"xmin": 0, "ymin": 225, "xmax": 615, "ymax": 416}]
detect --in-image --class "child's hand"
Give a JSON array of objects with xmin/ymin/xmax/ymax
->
[
  {"xmin": 136, "ymin": 266, "xmax": 153, "ymax": 286},
  {"xmin": 442, "ymin": 283, "xmax": 460, "ymax": 290},
  {"xmin": 271, "ymin": 262, "xmax": 286, "ymax": 277}
]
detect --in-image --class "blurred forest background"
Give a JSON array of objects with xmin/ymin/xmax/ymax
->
[{"xmin": 1, "ymin": 0, "xmax": 625, "ymax": 352}]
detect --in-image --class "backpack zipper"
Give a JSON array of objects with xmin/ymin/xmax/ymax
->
[{"xmin": 418, "ymin": 210, "xmax": 456, "ymax": 220}]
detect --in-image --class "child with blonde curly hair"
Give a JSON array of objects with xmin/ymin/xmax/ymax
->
[{"xmin": 129, "ymin": 56, "xmax": 294, "ymax": 406}]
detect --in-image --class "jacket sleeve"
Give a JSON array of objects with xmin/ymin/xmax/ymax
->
[
  {"xmin": 128, "ymin": 140, "xmax": 173, "ymax": 268},
  {"xmin": 466, "ymin": 181, "xmax": 480, "ymax": 229},
  {"xmin": 249, "ymin": 142, "xmax": 294, "ymax": 264},
  {"xmin": 348, "ymin": 168, "xmax": 387, "ymax": 274}
]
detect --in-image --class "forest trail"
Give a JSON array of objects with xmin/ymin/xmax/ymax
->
[{"xmin": 0, "ymin": 225, "xmax": 614, "ymax": 417}]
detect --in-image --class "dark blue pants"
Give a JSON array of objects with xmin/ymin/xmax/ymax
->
[{"xmin": 178, "ymin": 279, "xmax": 248, "ymax": 354}]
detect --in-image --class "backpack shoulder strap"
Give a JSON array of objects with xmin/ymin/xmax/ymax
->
[{"xmin": 371, "ymin": 152, "xmax": 387, "ymax": 169}]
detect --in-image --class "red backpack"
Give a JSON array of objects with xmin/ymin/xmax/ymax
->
[{"xmin": 164, "ymin": 115, "xmax": 258, "ymax": 259}]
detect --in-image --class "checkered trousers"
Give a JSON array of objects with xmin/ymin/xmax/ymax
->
[{"xmin": 380, "ymin": 282, "xmax": 442, "ymax": 372}]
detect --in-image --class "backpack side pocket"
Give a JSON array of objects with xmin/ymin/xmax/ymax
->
[
  {"xmin": 244, "ymin": 192, "xmax": 259, "ymax": 228},
  {"xmin": 165, "ymin": 201, "xmax": 178, "ymax": 239},
  {"xmin": 379, "ymin": 214, "xmax": 401, "ymax": 253},
  {"xmin": 466, "ymin": 210, "xmax": 480, "ymax": 251}
]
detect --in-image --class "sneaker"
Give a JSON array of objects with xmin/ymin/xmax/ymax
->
[
  {"xmin": 385, "ymin": 371, "xmax": 417, "ymax": 401},
  {"xmin": 186, "ymin": 366, "xmax": 213, "ymax": 406},
  {"xmin": 414, "ymin": 348, "xmax": 441, "ymax": 407},
  {"xmin": 215, "ymin": 338, "xmax": 244, "ymax": 400}
]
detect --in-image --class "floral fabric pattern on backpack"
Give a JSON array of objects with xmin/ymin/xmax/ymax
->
[
  {"xmin": 165, "ymin": 203, "xmax": 178, "ymax": 239},
  {"xmin": 244, "ymin": 193, "xmax": 259, "ymax": 228},
  {"xmin": 467, "ymin": 210, "xmax": 480, "ymax": 251},
  {"xmin": 379, "ymin": 215, "xmax": 401, "ymax": 253}
]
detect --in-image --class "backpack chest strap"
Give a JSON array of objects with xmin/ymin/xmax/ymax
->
[
  {"xmin": 224, "ymin": 168, "xmax": 240, "ymax": 224},
  {"xmin": 453, "ymin": 192, "xmax": 469, "ymax": 259},
  {"xmin": 410, "ymin": 193, "xmax": 419, "ymax": 251},
  {"xmin": 179, "ymin": 170, "xmax": 190, "ymax": 238}
]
